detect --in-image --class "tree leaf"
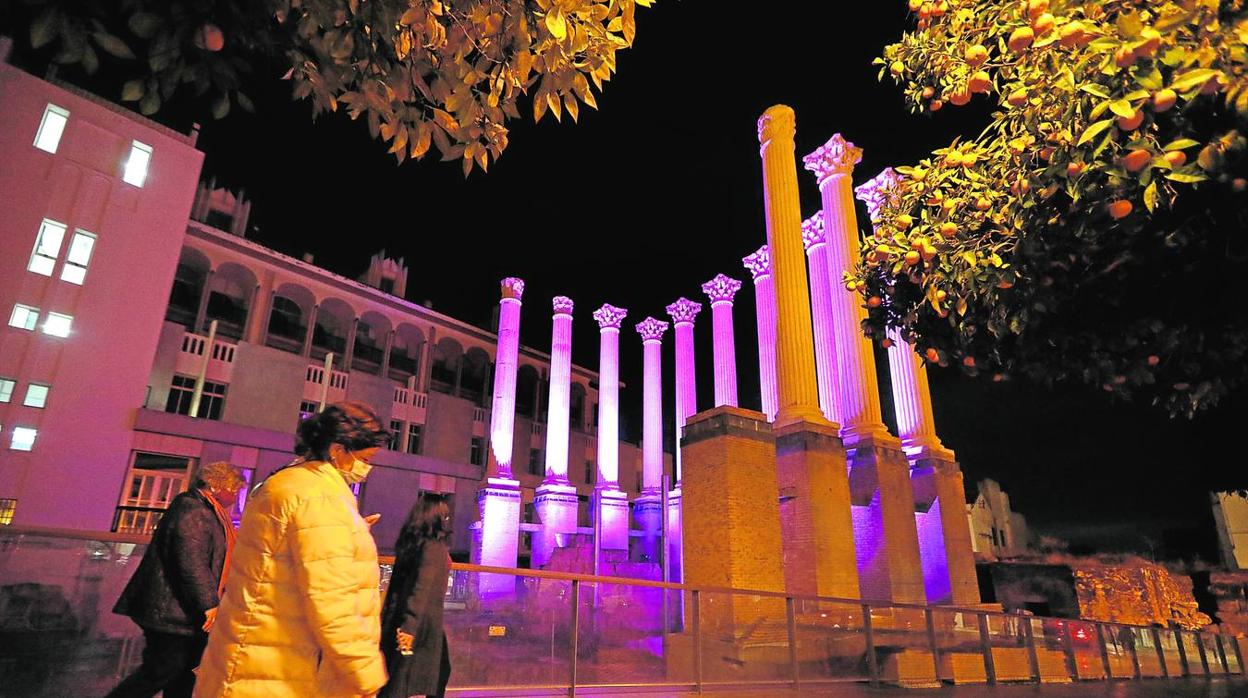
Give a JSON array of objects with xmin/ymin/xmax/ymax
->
[
  {"xmin": 1108, "ymin": 99, "xmax": 1135, "ymax": 118},
  {"xmin": 1080, "ymin": 84, "xmax": 1111, "ymax": 99},
  {"xmin": 1165, "ymin": 171, "xmax": 1208, "ymax": 183},
  {"xmin": 1170, "ymin": 68, "xmax": 1217, "ymax": 93},
  {"xmin": 121, "ymin": 79, "xmax": 145, "ymax": 102},
  {"xmin": 1077, "ymin": 118, "xmax": 1114, "ymax": 146},
  {"xmin": 127, "ymin": 12, "xmax": 162, "ymax": 39},
  {"xmin": 212, "ymin": 93, "xmax": 230, "ymax": 119},
  {"xmin": 92, "ymin": 31, "xmax": 136, "ymax": 60},
  {"xmin": 1143, "ymin": 181, "xmax": 1159, "ymax": 212},
  {"xmin": 1162, "ymin": 138, "xmax": 1200, "ymax": 152},
  {"xmin": 30, "ymin": 9, "xmax": 58, "ymax": 49}
]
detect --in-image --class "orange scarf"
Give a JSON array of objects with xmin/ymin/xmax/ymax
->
[{"xmin": 201, "ymin": 489, "xmax": 238, "ymax": 598}]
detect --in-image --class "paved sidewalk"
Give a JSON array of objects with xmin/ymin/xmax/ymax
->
[{"xmin": 607, "ymin": 676, "xmax": 1248, "ymax": 697}]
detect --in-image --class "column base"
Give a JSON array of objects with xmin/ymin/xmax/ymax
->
[
  {"xmin": 773, "ymin": 418, "xmax": 859, "ymax": 599},
  {"xmin": 666, "ymin": 487, "xmax": 683, "ymax": 585},
  {"xmin": 473, "ymin": 478, "xmax": 522, "ymax": 600},
  {"xmin": 910, "ymin": 451, "xmax": 980, "ymax": 606},
  {"xmin": 597, "ymin": 486, "xmax": 630, "ymax": 552},
  {"xmin": 532, "ymin": 482, "xmax": 579, "ymax": 569},
  {"xmin": 845, "ymin": 432, "xmax": 928, "ymax": 605},
  {"xmin": 633, "ymin": 492, "xmax": 663, "ymax": 564}
]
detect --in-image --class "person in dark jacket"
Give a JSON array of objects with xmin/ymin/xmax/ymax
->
[
  {"xmin": 379, "ymin": 493, "xmax": 453, "ymax": 698},
  {"xmin": 107, "ymin": 462, "xmax": 245, "ymax": 698}
]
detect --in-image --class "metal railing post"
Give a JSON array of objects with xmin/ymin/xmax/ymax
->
[
  {"xmin": 862, "ymin": 603, "xmax": 880, "ymax": 688},
  {"xmin": 1174, "ymin": 628, "xmax": 1191, "ymax": 676},
  {"xmin": 692, "ymin": 590, "xmax": 703, "ymax": 693},
  {"xmin": 1216, "ymin": 634, "xmax": 1230, "ymax": 674},
  {"xmin": 1095, "ymin": 623, "xmax": 1113, "ymax": 679},
  {"xmin": 1023, "ymin": 615, "xmax": 1040, "ymax": 683},
  {"xmin": 569, "ymin": 579, "xmax": 579, "ymax": 697},
  {"xmin": 785, "ymin": 596, "xmax": 799, "ymax": 690},
  {"xmin": 925, "ymin": 608, "xmax": 942, "ymax": 682},
  {"xmin": 1233, "ymin": 634, "xmax": 1246, "ymax": 675},
  {"xmin": 1152, "ymin": 628, "xmax": 1170, "ymax": 678},
  {"xmin": 978, "ymin": 613, "xmax": 997, "ymax": 685},
  {"xmin": 1062, "ymin": 622, "xmax": 1079, "ymax": 680},
  {"xmin": 1195, "ymin": 630, "xmax": 1211, "ymax": 675},
  {"xmin": 1126, "ymin": 626, "xmax": 1141, "ymax": 679}
]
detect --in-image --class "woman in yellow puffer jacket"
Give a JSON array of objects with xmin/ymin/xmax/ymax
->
[{"xmin": 194, "ymin": 402, "xmax": 391, "ymax": 698}]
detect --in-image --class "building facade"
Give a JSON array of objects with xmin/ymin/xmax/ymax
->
[
  {"xmin": 0, "ymin": 56, "xmax": 666, "ymax": 558},
  {"xmin": 967, "ymin": 478, "xmax": 1030, "ymax": 561}
]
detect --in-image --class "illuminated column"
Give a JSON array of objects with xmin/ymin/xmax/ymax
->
[
  {"xmin": 701, "ymin": 274, "xmax": 742, "ymax": 408},
  {"xmin": 742, "ymin": 246, "xmax": 778, "ymax": 422},
  {"xmin": 758, "ymin": 106, "xmax": 858, "ymax": 599},
  {"xmin": 533, "ymin": 296, "xmax": 578, "ymax": 568},
  {"xmin": 473, "ymin": 277, "xmax": 524, "ymax": 597},
  {"xmin": 807, "ymin": 139, "xmax": 926, "ymax": 604},
  {"xmin": 593, "ymin": 303, "xmax": 630, "ymax": 552},
  {"xmin": 634, "ymin": 316, "xmax": 669, "ymax": 563},
  {"xmin": 802, "ymin": 212, "xmax": 840, "ymax": 425},
  {"xmin": 665, "ymin": 297, "xmax": 702, "ymax": 481},
  {"xmin": 887, "ymin": 330, "xmax": 943, "ymax": 454},
  {"xmin": 758, "ymin": 106, "xmax": 826, "ymax": 427}
]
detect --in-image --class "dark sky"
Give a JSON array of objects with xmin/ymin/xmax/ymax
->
[{"xmin": 10, "ymin": 4, "xmax": 1245, "ymax": 560}]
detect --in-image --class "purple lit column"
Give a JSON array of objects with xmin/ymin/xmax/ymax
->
[
  {"xmin": 701, "ymin": 274, "xmax": 742, "ymax": 408},
  {"xmin": 474, "ymin": 277, "xmax": 524, "ymax": 597},
  {"xmin": 742, "ymin": 246, "xmax": 778, "ymax": 422},
  {"xmin": 593, "ymin": 303, "xmax": 630, "ymax": 552},
  {"xmin": 533, "ymin": 296, "xmax": 579, "ymax": 568},
  {"xmin": 802, "ymin": 212, "xmax": 841, "ymax": 425},
  {"xmin": 634, "ymin": 316, "xmax": 669, "ymax": 563},
  {"xmin": 665, "ymin": 297, "xmax": 702, "ymax": 482}
]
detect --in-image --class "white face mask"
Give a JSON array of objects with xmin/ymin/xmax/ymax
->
[{"xmin": 335, "ymin": 449, "xmax": 373, "ymax": 484}]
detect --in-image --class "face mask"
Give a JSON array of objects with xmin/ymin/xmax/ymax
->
[{"xmin": 337, "ymin": 450, "xmax": 373, "ymax": 485}]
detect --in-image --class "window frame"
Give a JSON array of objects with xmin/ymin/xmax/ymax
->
[
  {"xmin": 22, "ymin": 384, "xmax": 49, "ymax": 409},
  {"xmin": 0, "ymin": 378, "xmax": 14, "ymax": 403},
  {"xmin": 33, "ymin": 103, "xmax": 69, "ymax": 154},
  {"xmin": 122, "ymin": 140, "xmax": 153, "ymax": 187},
  {"xmin": 10, "ymin": 426, "xmax": 37, "ymax": 452},
  {"xmin": 42, "ymin": 312, "xmax": 73, "ymax": 338},
  {"xmin": 28, "ymin": 219, "xmax": 67, "ymax": 276},
  {"xmin": 9, "ymin": 304, "xmax": 39, "ymax": 331},
  {"xmin": 60, "ymin": 230, "xmax": 97, "ymax": 285}
]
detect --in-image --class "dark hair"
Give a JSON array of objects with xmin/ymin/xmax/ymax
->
[
  {"xmin": 295, "ymin": 401, "xmax": 390, "ymax": 461},
  {"xmin": 393, "ymin": 493, "xmax": 452, "ymax": 564}
]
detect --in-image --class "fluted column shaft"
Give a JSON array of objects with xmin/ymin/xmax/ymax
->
[
  {"xmin": 807, "ymin": 139, "xmax": 889, "ymax": 440},
  {"xmin": 666, "ymin": 298, "xmax": 701, "ymax": 484},
  {"xmin": 803, "ymin": 214, "xmax": 840, "ymax": 425},
  {"xmin": 886, "ymin": 329, "xmax": 943, "ymax": 451},
  {"xmin": 757, "ymin": 105, "xmax": 827, "ymax": 428},
  {"xmin": 543, "ymin": 298, "xmax": 574, "ymax": 482},
  {"xmin": 636, "ymin": 317, "xmax": 669, "ymax": 492},
  {"xmin": 594, "ymin": 310, "xmax": 624, "ymax": 487},
  {"xmin": 488, "ymin": 278, "xmax": 524, "ymax": 478},
  {"xmin": 743, "ymin": 247, "xmax": 778, "ymax": 422}
]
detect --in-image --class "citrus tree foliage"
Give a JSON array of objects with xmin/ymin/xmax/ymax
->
[
  {"xmin": 859, "ymin": 0, "xmax": 1248, "ymax": 416},
  {"xmin": 19, "ymin": 0, "xmax": 653, "ymax": 174}
]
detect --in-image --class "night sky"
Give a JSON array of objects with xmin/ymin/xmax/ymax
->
[{"xmin": 9, "ymin": 4, "xmax": 1245, "ymax": 561}]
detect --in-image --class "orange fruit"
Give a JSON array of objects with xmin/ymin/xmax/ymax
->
[
  {"xmin": 929, "ymin": 99, "xmax": 944, "ymax": 112},
  {"xmin": 962, "ymin": 356, "xmax": 976, "ymax": 368},
  {"xmin": 1007, "ymin": 88, "xmax": 1028, "ymax": 107},
  {"xmin": 1066, "ymin": 161, "xmax": 1085, "ymax": 177},
  {"xmin": 1122, "ymin": 149, "xmax": 1151, "ymax": 173},
  {"xmin": 1108, "ymin": 200, "xmax": 1133, "ymax": 219},
  {"xmin": 1135, "ymin": 28, "xmax": 1161, "ymax": 58},
  {"xmin": 1116, "ymin": 108, "xmax": 1144, "ymax": 132},
  {"xmin": 948, "ymin": 87, "xmax": 971, "ymax": 106},
  {"xmin": 924, "ymin": 348, "xmax": 940, "ymax": 362},
  {"xmin": 1031, "ymin": 13, "xmax": 1054, "ymax": 35},
  {"xmin": 1115, "ymin": 45, "xmax": 1137, "ymax": 68},
  {"xmin": 194, "ymin": 23, "xmax": 225, "ymax": 52},
  {"xmin": 975, "ymin": 197, "xmax": 991, "ymax": 211},
  {"xmin": 1233, "ymin": 178, "xmax": 1247, "ymax": 192},
  {"xmin": 890, "ymin": 61, "xmax": 906, "ymax": 76},
  {"xmin": 1027, "ymin": 0, "xmax": 1049, "ymax": 19},
  {"xmin": 969, "ymin": 71, "xmax": 992, "ymax": 94},
  {"xmin": 1151, "ymin": 89, "xmax": 1177, "ymax": 113},
  {"xmin": 1008, "ymin": 27, "xmax": 1035, "ymax": 53},
  {"xmin": 905, "ymin": 250, "xmax": 921, "ymax": 266},
  {"xmin": 895, "ymin": 213, "xmax": 913, "ymax": 229},
  {"xmin": 1059, "ymin": 21, "xmax": 1086, "ymax": 48},
  {"xmin": 965, "ymin": 44, "xmax": 989, "ymax": 67},
  {"xmin": 867, "ymin": 296, "xmax": 883, "ymax": 308},
  {"xmin": 939, "ymin": 222, "xmax": 958, "ymax": 238},
  {"xmin": 1164, "ymin": 150, "xmax": 1186, "ymax": 168}
]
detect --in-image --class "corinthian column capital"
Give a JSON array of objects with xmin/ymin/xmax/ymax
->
[
  {"xmin": 701, "ymin": 274, "xmax": 743, "ymax": 304},
  {"xmin": 635, "ymin": 316, "xmax": 669, "ymax": 343},
  {"xmin": 665, "ymin": 297, "xmax": 702, "ymax": 326},
  {"xmin": 803, "ymin": 134, "xmax": 862, "ymax": 186},
  {"xmin": 593, "ymin": 303, "xmax": 628, "ymax": 330},
  {"xmin": 742, "ymin": 245, "xmax": 771, "ymax": 281},
  {"xmin": 500, "ymin": 276, "xmax": 526, "ymax": 300},
  {"xmin": 801, "ymin": 212, "xmax": 826, "ymax": 251},
  {"xmin": 855, "ymin": 167, "xmax": 907, "ymax": 223},
  {"xmin": 757, "ymin": 105, "xmax": 796, "ymax": 149}
]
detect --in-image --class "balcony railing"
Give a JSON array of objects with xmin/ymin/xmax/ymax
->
[{"xmin": 1, "ymin": 527, "xmax": 1245, "ymax": 697}]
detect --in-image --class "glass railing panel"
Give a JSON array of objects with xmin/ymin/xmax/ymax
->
[
  {"xmin": 574, "ymin": 582, "xmax": 690, "ymax": 689},
  {"xmin": 1201, "ymin": 633, "xmax": 1227, "ymax": 674},
  {"xmin": 794, "ymin": 599, "xmax": 869, "ymax": 683},
  {"xmin": 932, "ymin": 609, "xmax": 985, "ymax": 683},
  {"xmin": 1180, "ymin": 630, "xmax": 1206, "ymax": 675},
  {"xmin": 1025, "ymin": 617, "xmax": 1073, "ymax": 682},
  {"xmin": 871, "ymin": 605, "xmax": 937, "ymax": 686},
  {"xmin": 1100, "ymin": 624, "xmax": 1137, "ymax": 678},
  {"xmin": 1155, "ymin": 627, "xmax": 1184, "ymax": 675},
  {"xmin": 697, "ymin": 590, "xmax": 791, "ymax": 687},
  {"xmin": 0, "ymin": 530, "xmax": 147, "ymax": 698},
  {"xmin": 984, "ymin": 612, "xmax": 1032, "ymax": 681},
  {"xmin": 1131, "ymin": 626, "xmax": 1165, "ymax": 677},
  {"xmin": 1066, "ymin": 620, "xmax": 1106, "ymax": 679},
  {"xmin": 1225, "ymin": 635, "xmax": 1243, "ymax": 674},
  {"xmin": 440, "ymin": 571, "xmax": 573, "ymax": 691}
]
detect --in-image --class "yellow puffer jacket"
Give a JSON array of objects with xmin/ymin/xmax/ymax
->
[{"xmin": 194, "ymin": 460, "xmax": 386, "ymax": 698}]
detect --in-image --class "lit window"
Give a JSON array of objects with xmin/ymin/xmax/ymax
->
[
  {"xmin": 470, "ymin": 436, "xmax": 485, "ymax": 466},
  {"xmin": 60, "ymin": 231, "xmax": 96, "ymax": 285},
  {"xmin": 165, "ymin": 374, "xmax": 227, "ymax": 420},
  {"xmin": 299, "ymin": 400, "xmax": 319, "ymax": 423},
  {"xmin": 43, "ymin": 312, "xmax": 73, "ymax": 338},
  {"xmin": 0, "ymin": 379, "xmax": 14, "ymax": 403},
  {"xmin": 33, "ymin": 104, "xmax": 69, "ymax": 153},
  {"xmin": 23, "ymin": 384, "xmax": 49, "ymax": 409},
  {"xmin": 9, "ymin": 305, "xmax": 39, "ymax": 331},
  {"xmin": 11, "ymin": 427, "xmax": 37, "ymax": 452},
  {"xmin": 122, "ymin": 141, "xmax": 153, "ymax": 187},
  {"xmin": 406, "ymin": 424, "xmax": 423, "ymax": 455},
  {"xmin": 389, "ymin": 419, "xmax": 405, "ymax": 450},
  {"xmin": 0, "ymin": 498, "xmax": 15, "ymax": 525},
  {"xmin": 28, "ymin": 219, "xmax": 66, "ymax": 276}
]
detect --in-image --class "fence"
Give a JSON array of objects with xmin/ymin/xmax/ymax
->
[{"xmin": 0, "ymin": 526, "xmax": 1243, "ymax": 697}]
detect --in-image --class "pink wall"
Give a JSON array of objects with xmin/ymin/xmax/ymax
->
[{"xmin": 0, "ymin": 63, "xmax": 204, "ymax": 528}]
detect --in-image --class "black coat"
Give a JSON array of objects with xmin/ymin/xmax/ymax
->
[
  {"xmin": 113, "ymin": 490, "xmax": 227, "ymax": 636},
  {"xmin": 379, "ymin": 538, "xmax": 450, "ymax": 698}
]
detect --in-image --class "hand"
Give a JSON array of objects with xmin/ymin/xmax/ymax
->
[
  {"xmin": 364, "ymin": 513, "xmax": 381, "ymax": 529},
  {"xmin": 202, "ymin": 606, "xmax": 218, "ymax": 632},
  {"xmin": 396, "ymin": 628, "xmax": 415, "ymax": 656}
]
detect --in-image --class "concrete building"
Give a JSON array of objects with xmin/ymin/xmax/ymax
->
[
  {"xmin": 967, "ymin": 478, "xmax": 1030, "ymax": 560},
  {"xmin": 0, "ymin": 55, "xmax": 667, "ymax": 558},
  {"xmin": 1211, "ymin": 490, "xmax": 1248, "ymax": 571}
]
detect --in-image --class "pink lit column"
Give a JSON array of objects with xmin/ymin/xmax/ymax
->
[
  {"xmin": 742, "ymin": 246, "xmax": 778, "ymax": 422},
  {"xmin": 807, "ymin": 137, "xmax": 926, "ymax": 604},
  {"xmin": 474, "ymin": 277, "xmax": 524, "ymax": 597},
  {"xmin": 701, "ymin": 274, "xmax": 742, "ymax": 408},
  {"xmin": 533, "ymin": 296, "xmax": 579, "ymax": 568},
  {"xmin": 665, "ymin": 297, "xmax": 700, "ymax": 591},
  {"xmin": 634, "ymin": 316, "xmax": 669, "ymax": 563},
  {"xmin": 593, "ymin": 304, "xmax": 630, "ymax": 552},
  {"xmin": 802, "ymin": 212, "xmax": 840, "ymax": 425}
]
